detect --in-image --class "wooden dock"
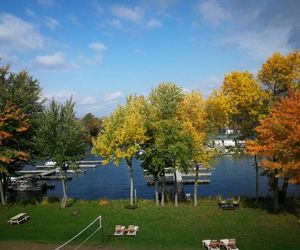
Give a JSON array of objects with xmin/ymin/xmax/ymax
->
[
  {"xmin": 41, "ymin": 176, "xmax": 72, "ymax": 180},
  {"xmin": 78, "ymin": 160, "xmax": 102, "ymax": 164},
  {"xmin": 78, "ymin": 164, "xmax": 97, "ymax": 168},
  {"xmin": 18, "ymin": 170, "xmax": 56, "ymax": 176},
  {"xmin": 147, "ymin": 179, "xmax": 210, "ymax": 185}
]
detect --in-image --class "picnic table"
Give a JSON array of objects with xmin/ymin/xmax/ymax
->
[{"xmin": 8, "ymin": 213, "xmax": 30, "ymax": 225}]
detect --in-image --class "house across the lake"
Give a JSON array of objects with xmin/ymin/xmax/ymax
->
[{"xmin": 213, "ymin": 128, "xmax": 245, "ymax": 149}]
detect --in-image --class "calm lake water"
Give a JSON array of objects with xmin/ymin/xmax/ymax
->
[{"xmin": 15, "ymin": 155, "xmax": 300, "ymax": 201}]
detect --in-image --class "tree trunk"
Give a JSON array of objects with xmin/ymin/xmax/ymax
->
[
  {"xmin": 174, "ymin": 170, "xmax": 178, "ymax": 207},
  {"xmin": 60, "ymin": 171, "xmax": 68, "ymax": 208},
  {"xmin": 154, "ymin": 176, "xmax": 159, "ymax": 206},
  {"xmin": 0, "ymin": 175, "xmax": 6, "ymax": 205},
  {"xmin": 254, "ymin": 155, "xmax": 259, "ymax": 204},
  {"xmin": 194, "ymin": 164, "xmax": 199, "ymax": 206},
  {"xmin": 126, "ymin": 158, "xmax": 134, "ymax": 206},
  {"xmin": 281, "ymin": 177, "xmax": 289, "ymax": 202},
  {"xmin": 273, "ymin": 169, "xmax": 279, "ymax": 213},
  {"xmin": 161, "ymin": 173, "xmax": 165, "ymax": 207}
]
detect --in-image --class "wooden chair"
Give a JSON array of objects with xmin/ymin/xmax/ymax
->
[
  {"xmin": 220, "ymin": 239, "xmax": 239, "ymax": 250},
  {"xmin": 126, "ymin": 225, "xmax": 139, "ymax": 236},
  {"xmin": 218, "ymin": 195, "xmax": 226, "ymax": 207},
  {"xmin": 232, "ymin": 196, "xmax": 240, "ymax": 207},
  {"xmin": 114, "ymin": 225, "xmax": 125, "ymax": 236},
  {"xmin": 202, "ymin": 239, "xmax": 220, "ymax": 250}
]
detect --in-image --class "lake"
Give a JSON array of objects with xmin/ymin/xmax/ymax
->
[{"xmin": 15, "ymin": 155, "xmax": 300, "ymax": 201}]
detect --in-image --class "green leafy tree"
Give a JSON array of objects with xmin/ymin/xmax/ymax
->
[
  {"xmin": 140, "ymin": 83, "xmax": 193, "ymax": 206},
  {"xmin": 92, "ymin": 95, "xmax": 147, "ymax": 206},
  {"xmin": 0, "ymin": 64, "xmax": 43, "ymax": 204},
  {"xmin": 81, "ymin": 113, "xmax": 102, "ymax": 144},
  {"xmin": 35, "ymin": 99, "xmax": 86, "ymax": 208}
]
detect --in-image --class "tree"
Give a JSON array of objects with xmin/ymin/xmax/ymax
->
[
  {"xmin": 92, "ymin": 95, "xmax": 147, "ymax": 207},
  {"xmin": 177, "ymin": 92, "xmax": 215, "ymax": 206},
  {"xmin": 221, "ymin": 71, "xmax": 269, "ymax": 203},
  {"xmin": 205, "ymin": 90, "xmax": 230, "ymax": 135},
  {"xmin": 81, "ymin": 113, "xmax": 102, "ymax": 145},
  {"xmin": 0, "ymin": 101, "xmax": 30, "ymax": 205},
  {"xmin": 246, "ymin": 90, "xmax": 300, "ymax": 212},
  {"xmin": 139, "ymin": 83, "xmax": 193, "ymax": 206},
  {"xmin": 35, "ymin": 99, "xmax": 86, "ymax": 208},
  {"xmin": 0, "ymin": 64, "xmax": 43, "ymax": 205},
  {"xmin": 222, "ymin": 71, "xmax": 269, "ymax": 137},
  {"xmin": 255, "ymin": 50, "xmax": 300, "ymax": 210},
  {"xmin": 258, "ymin": 51, "xmax": 300, "ymax": 101}
]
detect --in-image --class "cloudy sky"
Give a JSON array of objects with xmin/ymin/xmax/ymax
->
[{"xmin": 1, "ymin": 0, "xmax": 299, "ymax": 116}]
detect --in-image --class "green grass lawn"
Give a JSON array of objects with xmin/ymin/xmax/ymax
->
[{"xmin": 0, "ymin": 198, "xmax": 299, "ymax": 250}]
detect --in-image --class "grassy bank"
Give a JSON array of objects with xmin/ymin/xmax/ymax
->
[{"xmin": 0, "ymin": 198, "xmax": 300, "ymax": 249}]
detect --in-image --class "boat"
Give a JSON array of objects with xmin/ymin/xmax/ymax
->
[{"xmin": 45, "ymin": 161, "xmax": 56, "ymax": 167}]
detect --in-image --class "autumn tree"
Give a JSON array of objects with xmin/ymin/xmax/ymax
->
[
  {"xmin": 81, "ymin": 113, "xmax": 102, "ymax": 144},
  {"xmin": 246, "ymin": 90, "xmax": 300, "ymax": 212},
  {"xmin": 205, "ymin": 90, "xmax": 230, "ymax": 135},
  {"xmin": 92, "ymin": 95, "xmax": 147, "ymax": 207},
  {"xmin": 0, "ymin": 101, "xmax": 29, "ymax": 205},
  {"xmin": 221, "ymin": 71, "xmax": 269, "ymax": 202},
  {"xmin": 35, "ymin": 99, "xmax": 86, "ymax": 208},
  {"xmin": 0, "ymin": 64, "xmax": 43, "ymax": 205},
  {"xmin": 177, "ymin": 92, "xmax": 215, "ymax": 206},
  {"xmin": 139, "ymin": 83, "xmax": 193, "ymax": 206},
  {"xmin": 254, "ymin": 51, "xmax": 300, "ymax": 208},
  {"xmin": 258, "ymin": 51, "xmax": 300, "ymax": 101}
]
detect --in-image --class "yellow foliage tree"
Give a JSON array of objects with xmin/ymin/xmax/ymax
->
[
  {"xmin": 178, "ymin": 92, "xmax": 215, "ymax": 206},
  {"xmin": 218, "ymin": 71, "xmax": 269, "ymax": 203},
  {"xmin": 205, "ymin": 89, "xmax": 230, "ymax": 135},
  {"xmin": 222, "ymin": 71, "xmax": 269, "ymax": 137},
  {"xmin": 258, "ymin": 51, "xmax": 300, "ymax": 100},
  {"xmin": 92, "ymin": 95, "xmax": 147, "ymax": 206}
]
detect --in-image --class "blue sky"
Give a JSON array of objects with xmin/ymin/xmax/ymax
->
[{"xmin": 1, "ymin": 0, "xmax": 299, "ymax": 117}]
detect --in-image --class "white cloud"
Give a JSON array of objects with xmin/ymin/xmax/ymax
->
[
  {"xmin": 44, "ymin": 17, "xmax": 61, "ymax": 31},
  {"xmin": 221, "ymin": 27, "xmax": 292, "ymax": 59},
  {"xmin": 89, "ymin": 42, "xmax": 107, "ymax": 52},
  {"xmin": 26, "ymin": 8, "xmax": 36, "ymax": 18},
  {"xmin": 44, "ymin": 90, "xmax": 76, "ymax": 102},
  {"xmin": 81, "ymin": 42, "xmax": 108, "ymax": 65},
  {"xmin": 111, "ymin": 5, "xmax": 144, "ymax": 23},
  {"xmin": 146, "ymin": 18, "xmax": 162, "ymax": 28},
  {"xmin": 34, "ymin": 52, "xmax": 74, "ymax": 70},
  {"xmin": 38, "ymin": 0, "xmax": 55, "ymax": 7},
  {"xmin": 104, "ymin": 91, "xmax": 124, "ymax": 102},
  {"xmin": 79, "ymin": 96, "xmax": 96, "ymax": 105},
  {"xmin": 0, "ymin": 13, "xmax": 44, "ymax": 51},
  {"xmin": 0, "ymin": 50, "xmax": 18, "ymax": 65},
  {"xmin": 195, "ymin": 0, "xmax": 230, "ymax": 26}
]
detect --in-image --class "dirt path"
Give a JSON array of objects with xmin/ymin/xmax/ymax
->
[{"xmin": 0, "ymin": 242, "xmax": 122, "ymax": 250}]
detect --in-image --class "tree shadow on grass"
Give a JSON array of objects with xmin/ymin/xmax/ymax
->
[{"xmin": 242, "ymin": 197, "xmax": 300, "ymax": 217}]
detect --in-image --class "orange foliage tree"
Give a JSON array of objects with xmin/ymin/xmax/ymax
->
[
  {"xmin": 0, "ymin": 101, "xmax": 30, "ymax": 204},
  {"xmin": 246, "ymin": 91, "xmax": 300, "ymax": 211}
]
